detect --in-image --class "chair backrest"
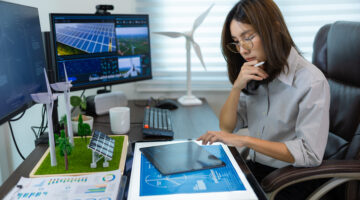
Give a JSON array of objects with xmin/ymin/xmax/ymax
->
[{"xmin": 312, "ymin": 21, "xmax": 360, "ymax": 160}]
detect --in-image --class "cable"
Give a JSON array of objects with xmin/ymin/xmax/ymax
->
[
  {"xmin": 32, "ymin": 105, "xmax": 47, "ymax": 139},
  {"xmin": 8, "ymin": 121, "xmax": 26, "ymax": 160},
  {"xmin": 79, "ymin": 89, "xmax": 86, "ymax": 98},
  {"xmin": 9, "ymin": 110, "xmax": 26, "ymax": 121},
  {"xmin": 39, "ymin": 105, "xmax": 47, "ymax": 136}
]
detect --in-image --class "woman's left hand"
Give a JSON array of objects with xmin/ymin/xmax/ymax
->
[{"xmin": 196, "ymin": 130, "xmax": 246, "ymax": 147}]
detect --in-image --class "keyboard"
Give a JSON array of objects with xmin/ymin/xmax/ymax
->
[{"xmin": 142, "ymin": 106, "xmax": 174, "ymax": 137}]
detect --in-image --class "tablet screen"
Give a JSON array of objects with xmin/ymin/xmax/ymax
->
[{"xmin": 140, "ymin": 141, "xmax": 225, "ymax": 175}]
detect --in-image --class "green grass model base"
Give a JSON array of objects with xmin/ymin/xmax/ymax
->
[{"xmin": 30, "ymin": 135, "xmax": 128, "ymax": 177}]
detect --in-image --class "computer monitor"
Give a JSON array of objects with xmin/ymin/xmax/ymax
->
[
  {"xmin": 0, "ymin": 1, "xmax": 47, "ymax": 125},
  {"xmin": 49, "ymin": 13, "xmax": 152, "ymax": 91}
]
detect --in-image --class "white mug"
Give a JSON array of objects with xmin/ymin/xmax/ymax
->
[{"xmin": 109, "ymin": 107, "xmax": 130, "ymax": 134}]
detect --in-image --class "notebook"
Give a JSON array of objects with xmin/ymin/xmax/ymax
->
[{"xmin": 139, "ymin": 141, "xmax": 225, "ymax": 175}]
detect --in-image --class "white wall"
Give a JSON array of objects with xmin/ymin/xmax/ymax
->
[{"xmin": 0, "ymin": 0, "xmax": 229, "ymax": 186}]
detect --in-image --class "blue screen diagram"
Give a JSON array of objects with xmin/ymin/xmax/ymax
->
[{"xmin": 140, "ymin": 145, "xmax": 246, "ymax": 196}]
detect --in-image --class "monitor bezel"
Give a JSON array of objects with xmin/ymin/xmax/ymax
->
[{"xmin": 49, "ymin": 13, "xmax": 153, "ymax": 91}]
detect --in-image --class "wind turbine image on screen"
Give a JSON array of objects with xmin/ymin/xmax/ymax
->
[
  {"xmin": 31, "ymin": 68, "xmax": 61, "ymax": 166},
  {"xmin": 50, "ymin": 63, "xmax": 73, "ymax": 145},
  {"xmin": 153, "ymin": 4, "xmax": 214, "ymax": 106}
]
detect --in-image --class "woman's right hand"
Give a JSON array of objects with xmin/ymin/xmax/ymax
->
[{"xmin": 233, "ymin": 60, "xmax": 269, "ymax": 90}]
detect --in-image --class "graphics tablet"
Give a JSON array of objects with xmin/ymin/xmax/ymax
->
[{"xmin": 139, "ymin": 141, "xmax": 225, "ymax": 175}]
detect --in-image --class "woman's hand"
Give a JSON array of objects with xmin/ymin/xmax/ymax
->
[
  {"xmin": 197, "ymin": 130, "xmax": 247, "ymax": 147},
  {"xmin": 197, "ymin": 131, "xmax": 295, "ymax": 163},
  {"xmin": 233, "ymin": 60, "xmax": 269, "ymax": 90}
]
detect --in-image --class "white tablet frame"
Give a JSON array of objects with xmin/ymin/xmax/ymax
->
[{"xmin": 128, "ymin": 140, "xmax": 258, "ymax": 200}]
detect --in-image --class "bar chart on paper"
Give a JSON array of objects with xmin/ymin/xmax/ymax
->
[{"xmin": 47, "ymin": 177, "xmax": 88, "ymax": 185}]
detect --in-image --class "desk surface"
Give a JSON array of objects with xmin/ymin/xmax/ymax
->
[
  {"xmin": 0, "ymin": 99, "xmax": 267, "ymax": 200},
  {"xmin": 95, "ymin": 99, "xmax": 221, "ymax": 142}
]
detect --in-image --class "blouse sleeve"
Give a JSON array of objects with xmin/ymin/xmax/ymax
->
[{"xmin": 285, "ymin": 80, "xmax": 330, "ymax": 167}]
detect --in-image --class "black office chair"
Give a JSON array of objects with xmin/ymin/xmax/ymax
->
[{"xmin": 261, "ymin": 21, "xmax": 360, "ymax": 200}]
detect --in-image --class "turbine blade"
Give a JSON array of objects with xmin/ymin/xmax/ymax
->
[
  {"xmin": 63, "ymin": 62, "xmax": 69, "ymax": 83},
  {"xmin": 51, "ymin": 82, "xmax": 67, "ymax": 91},
  {"xmin": 31, "ymin": 93, "xmax": 52, "ymax": 104},
  {"xmin": 152, "ymin": 31, "xmax": 185, "ymax": 38},
  {"xmin": 191, "ymin": 41, "xmax": 206, "ymax": 70},
  {"xmin": 43, "ymin": 68, "xmax": 52, "ymax": 95},
  {"xmin": 192, "ymin": 3, "xmax": 214, "ymax": 32}
]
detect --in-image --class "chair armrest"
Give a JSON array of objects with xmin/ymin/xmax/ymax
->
[{"xmin": 261, "ymin": 160, "xmax": 360, "ymax": 192}]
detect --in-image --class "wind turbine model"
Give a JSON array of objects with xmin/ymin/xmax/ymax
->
[
  {"xmin": 153, "ymin": 4, "xmax": 214, "ymax": 106},
  {"xmin": 31, "ymin": 68, "xmax": 61, "ymax": 166},
  {"xmin": 50, "ymin": 63, "xmax": 74, "ymax": 145}
]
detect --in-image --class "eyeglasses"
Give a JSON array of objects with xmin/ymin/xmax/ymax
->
[{"xmin": 226, "ymin": 34, "xmax": 256, "ymax": 53}]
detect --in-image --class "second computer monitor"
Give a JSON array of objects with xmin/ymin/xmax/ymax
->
[{"xmin": 50, "ymin": 14, "xmax": 152, "ymax": 91}]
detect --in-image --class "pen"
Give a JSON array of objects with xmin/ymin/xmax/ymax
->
[{"xmin": 254, "ymin": 61, "xmax": 265, "ymax": 68}]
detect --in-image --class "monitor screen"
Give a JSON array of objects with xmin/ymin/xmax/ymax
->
[
  {"xmin": 0, "ymin": 1, "xmax": 47, "ymax": 125},
  {"xmin": 50, "ymin": 14, "xmax": 152, "ymax": 91}
]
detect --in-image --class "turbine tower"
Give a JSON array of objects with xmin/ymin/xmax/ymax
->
[
  {"xmin": 50, "ymin": 63, "xmax": 74, "ymax": 145},
  {"xmin": 31, "ymin": 69, "xmax": 60, "ymax": 166},
  {"xmin": 153, "ymin": 4, "xmax": 214, "ymax": 106}
]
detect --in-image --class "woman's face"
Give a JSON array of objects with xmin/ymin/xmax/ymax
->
[{"xmin": 229, "ymin": 19, "xmax": 267, "ymax": 63}]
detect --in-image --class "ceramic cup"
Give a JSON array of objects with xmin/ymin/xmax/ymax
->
[{"xmin": 109, "ymin": 107, "xmax": 130, "ymax": 134}]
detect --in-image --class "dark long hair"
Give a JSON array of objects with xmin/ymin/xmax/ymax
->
[{"xmin": 221, "ymin": 0, "xmax": 298, "ymax": 91}]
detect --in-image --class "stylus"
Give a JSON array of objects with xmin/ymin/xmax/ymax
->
[{"xmin": 254, "ymin": 61, "xmax": 265, "ymax": 68}]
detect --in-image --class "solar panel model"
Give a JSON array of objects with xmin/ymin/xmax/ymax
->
[{"xmin": 88, "ymin": 130, "xmax": 115, "ymax": 168}]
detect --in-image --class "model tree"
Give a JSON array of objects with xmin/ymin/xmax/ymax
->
[
  {"xmin": 58, "ymin": 129, "xmax": 73, "ymax": 170},
  {"xmin": 77, "ymin": 114, "xmax": 92, "ymax": 142},
  {"xmin": 59, "ymin": 115, "xmax": 68, "ymax": 137}
]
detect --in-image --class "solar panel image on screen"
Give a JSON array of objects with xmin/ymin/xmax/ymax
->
[
  {"xmin": 55, "ymin": 23, "xmax": 116, "ymax": 55},
  {"xmin": 88, "ymin": 130, "xmax": 115, "ymax": 159}
]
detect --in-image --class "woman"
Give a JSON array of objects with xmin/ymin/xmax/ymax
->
[{"xmin": 197, "ymin": 0, "xmax": 330, "ymax": 198}]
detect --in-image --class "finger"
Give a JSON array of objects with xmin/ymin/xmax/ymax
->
[
  {"xmin": 203, "ymin": 133, "xmax": 217, "ymax": 145},
  {"xmin": 244, "ymin": 69, "xmax": 267, "ymax": 79},
  {"xmin": 245, "ymin": 66, "xmax": 268, "ymax": 77},
  {"xmin": 241, "ymin": 67, "xmax": 267, "ymax": 78},
  {"xmin": 246, "ymin": 74, "xmax": 264, "ymax": 81},
  {"xmin": 243, "ymin": 60, "xmax": 259, "ymax": 66},
  {"xmin": 201, "ymin": 135, "xmax": 211, "ymax": 145},
  {"xmin": 255, "ymin": 68, "xmax": 269, "ymax": 78},
  {"xmin": 208, "ymin": 134, "xmax": 217, "ymax": 145},
  {"xmin": 209, "ymin": 135, "xmax": 219, "ymax": 145}
]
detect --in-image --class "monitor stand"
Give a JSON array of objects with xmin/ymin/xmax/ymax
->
[{"xmin": 97, "ymin": 86, "xmax": 112, "ymax": 94}]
